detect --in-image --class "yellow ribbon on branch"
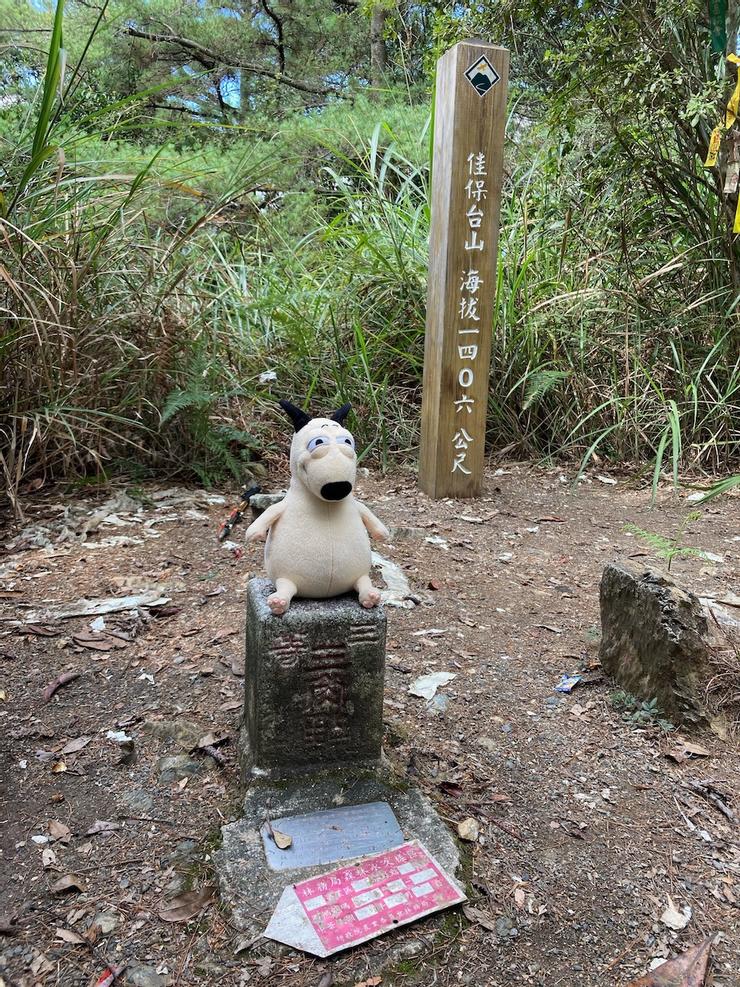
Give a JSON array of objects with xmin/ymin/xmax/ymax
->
[{"xmin": 705, "ymin": 53, "xmax": 740, "ymax": 167}]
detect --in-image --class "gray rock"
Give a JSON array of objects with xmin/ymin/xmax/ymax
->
[
  {"xmin": 249, "ymin": 492, "xmax": 286, "ymax": 517},
  {"xmin": 242, "ymin": 578, "xmax": 386, "ymax": 779},
  {"xmin": 156, "ymin": 754, "xmax": 204, "ymax": 782},
  {"xmin": 495, "ymin": 915, "xmax": 517, "ymax": 938},
  {"xmin": 388, "ymin": 526, "xmax": 431, "ymax": 542},
  {"xmin": 599, "ymin": 561, "xmax": 710, "ymax": 724},
  {"xmin": 121, "ymin": 789, "xmax": 155, "ymax": 815},
  {"xmin": 92, "ymin": 911, "xmax": 119, "ymax": 934},
  {"xmin": 164, "ymin": 838, "xmax": 200, "ymax": 867},
  {"xmin": 126, "ymin": 963, "xmax": 169, "ymax": 987},
  {"xmin": 144, "ymin": 718, "xmax": 203, "ymax": 750}
]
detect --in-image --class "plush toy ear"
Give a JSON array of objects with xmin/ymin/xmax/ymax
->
[
  {"xmin": 278, "ymin": 399, "xmax": 312, "ymax": 433},
  {"xmin": 329, "ymin": 402, "xmax": 352, "ymax": 425}
]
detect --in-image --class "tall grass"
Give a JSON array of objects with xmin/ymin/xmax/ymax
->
[
  {"xmin": 1, "ymin": 2, "xmax": 738, "ymax": 515},
  {"xmin": 0, "ymin": 1, "xmax": 272, "ymax": 513},
  {"xmin": 202, "ymin": 129, "xmax": 738, "ymax": 479}
]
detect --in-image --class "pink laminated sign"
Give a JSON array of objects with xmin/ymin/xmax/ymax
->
[{"xmin": 264, "ymin": 840, "xmax": 466, "ymax": 957}]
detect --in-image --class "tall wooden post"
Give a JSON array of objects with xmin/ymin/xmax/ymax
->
[{"xmin": 419, "ymin": 40, "xmax": 509, "ymax": 499}]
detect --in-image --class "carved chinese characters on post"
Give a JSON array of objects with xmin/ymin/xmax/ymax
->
[
  {"xmin": 419, "ymin": 41, "xmax": 509, "ymax": 498},
  {"xmin": 452, "ymin": 151, "xmax": 489, "ymax": 476},
  {"xmin": 243, "ymin": 581, "xmax": 386, "ymax": 777},
  {"xmin": 302, "ymin": 643, "xmax": 351, "ymax": 751}
]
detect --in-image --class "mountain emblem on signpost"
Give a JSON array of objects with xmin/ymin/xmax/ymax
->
[{"xmin": 464, "ymin": 55, "xmax": 500, "ymax": 96}]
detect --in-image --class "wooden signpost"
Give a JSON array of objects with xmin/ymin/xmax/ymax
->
[{"xmin": 419, "ymin": 40, "xmax": 509, "ymax": 499}]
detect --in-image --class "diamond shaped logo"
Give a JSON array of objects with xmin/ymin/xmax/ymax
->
[{"xmin": 464, "ymin": 55, "xmax": 500, "ymax": 97}]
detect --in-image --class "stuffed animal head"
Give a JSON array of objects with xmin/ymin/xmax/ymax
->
[{"xmin": 279, "ymin": 400, "xmax": 357, "ymax": 502}]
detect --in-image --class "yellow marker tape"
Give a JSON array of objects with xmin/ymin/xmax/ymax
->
[
  {"xmin": 727, "ymin": 66, "xmax": 740, "ymax": 128},
  {"xmin": 705, "ymin": 126, "xmax": 723, "ymax": 167},
  {"xmin": 705, "ymin": 56, "xmax": 740, "ymax": 166},
  {"xmin": 734, "ymin": 194, "xmax": 740, "ymax": 234}
]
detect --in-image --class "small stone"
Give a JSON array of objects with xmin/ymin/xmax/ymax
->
[
  {"xmin": 145, "ymin": 719, "xmax": 203, "ymax": 749},
  {"xmin": 127, "ymin": 963, "xmax": 169, "ymax": 987},
  {"xmin": 165, "ymin": 874, "xmax": 186, "ymax": 894},
  {"xmin": 457, "ymin": 817, "xmax": 480, "ymax": 842},
  {"xmin": 156, "ymin": 754, "xmax": 203, "ymax": 782},
  {"xmin": 478, "ymin": 736, "xmax": 497, "ymax": 752},
  {"xmin": 249, "ymin": 493, "xmax": 286, "ymax": 517},
  {"xmin": 164, "ymin": 838, "xmax": 200, "ymax": 867},
  {"xmin": 389, "ymin": 526, "xmax": 431, "ymax": 542},
  {"xmin": 93, "ymin": 912, "xmax": 119, "ymax": 935},
  {"xmin": 495, "ymin": 916, "xmax": 516, "ymax": 938},
  {"xmin": 121, "ymin": 789, "xmax": 155, "ymax": 815}
]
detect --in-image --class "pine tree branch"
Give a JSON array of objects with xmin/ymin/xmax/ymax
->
[
  {"xmin": 124, "ymin": 26, "xmax": 344, "ymax": 96},
  {"xmin": 260, "ymin": 0, "xmax": 286, "ymax": 74}
]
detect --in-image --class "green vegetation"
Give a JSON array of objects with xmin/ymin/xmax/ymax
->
[
  {"xmin": 625, "ymin": 511, "xmax": 708, "ymax": 571},
  {"xmin": 610, "ymin": 691, "xmax": 675, "ymax": 733},
  {"xmin": 1, "ymin": 0, "xmax": 738, "ymax": 511}
]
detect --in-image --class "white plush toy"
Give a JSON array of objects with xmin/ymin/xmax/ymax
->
[{"xmin": 245, "ymin": 400, "xmax": 390, "ymax": 615}]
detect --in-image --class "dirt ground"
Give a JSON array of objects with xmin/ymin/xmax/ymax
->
[{"xmin": 1, "ymin": 462, "xmax": 738, "ymax": 987}]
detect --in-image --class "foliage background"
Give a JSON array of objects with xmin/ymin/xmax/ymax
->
[{"xmin": 1, "ymin": 0, "xmax": 738, "ymax": 511}]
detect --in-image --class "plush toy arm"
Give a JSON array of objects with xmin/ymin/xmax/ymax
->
[
  {"xmin": 357, "ymin": 502, "xmax": 390, "ymax": 542},
  {"xmin": 245, "ymin": 501, "xmax": 286, "ymax": 543}
]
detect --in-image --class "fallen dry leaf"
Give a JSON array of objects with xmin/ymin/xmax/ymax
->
[
  {"xmin": 41, "ymin": 847, "xmax": 58, "ymax": 869},
  {"xmin": 666, "ymin": 739, "xmax": 711, "ymax": 763},
  {"xmin": 61, "ymin": 736, "xmax": 91, "ymax": 755},
  {"xmin": 31, "ymin": 953, "xmax": 54, "ymax": 976},
  {"xmin": 194, "ymin": 731, "xmax": 229, "ymax": 750},
  {"xmin": 48, "ymin": 820, "xmax": 72, "ymax": 842},
  {"xmin": 680, "ymin": 741, "xmax": 711, "ymax": 758},
  {"xmin": 50, "ymin": 874, "xmax": 85, "ymax": 894},
  {"xmin": 462, "ymin": 904, "xmax": 497, "ymax": 932},
  {"xmin": 625, "ymin": 937, "xmax": 712, "ymax": 986},
  {"xmin": 158, "ymin": 885, "xmax": 215, "ymax": 923},
  {"xmin": 211, "ymin": 627, "xmax": 239, "ymax": 643},
  {"xmin": 55, "ymin": 927, "xmax": 86, "ymax": 945},
  {"xmin": 72, "ymin": 632, "xmax": 127, "ymax": 652},
  {"xmin": 86, "ymin": 820, "xmax": 120, "ymax": 836},
  {"xmin": 513, "ymin": 886, "xmax": 527, "ymax": 909},
  {"xmin": 271, "ymin": 828, "xmax": 293, "ymax": 850},
  {"xmin": 26, "ymin": 624, "xmax": 59, "ymax": 637},
  {"xmin": 51, "ymin": 760, "xmax": 67, "ymax": 773},
  {"xmin": 43, "ymin": 671, "xmax": 81, "ymax": 702},
  {"xmin": 354, "ymin": 978, "xmax": 382, "ymax": 987}
]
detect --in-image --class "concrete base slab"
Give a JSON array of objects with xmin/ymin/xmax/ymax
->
[{"xmin": 214, "ymin": 770, "xmax": 460, "ymax": 939}]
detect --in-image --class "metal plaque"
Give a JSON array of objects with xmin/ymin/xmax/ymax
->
[{"xmin": 260, "ymin": 802, "xmax": 404, "ymax": 872}]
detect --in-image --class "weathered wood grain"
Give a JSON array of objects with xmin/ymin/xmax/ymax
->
[{"xmin": 419, "ymin": 40, "xmax": 509, "ymax": 498}]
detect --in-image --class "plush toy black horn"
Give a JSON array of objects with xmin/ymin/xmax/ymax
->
[
  {"xmin": 330, "ymin": 402, "xmax": 352, "ymax": 425},
  {"xmin": 278, "ymin": 399, "xmax": 312, "ymax": 433}
]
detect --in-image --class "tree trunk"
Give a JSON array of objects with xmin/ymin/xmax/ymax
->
[{"xmin": 370, "ymin": 5, "xmax": 387, "ymax": 95}]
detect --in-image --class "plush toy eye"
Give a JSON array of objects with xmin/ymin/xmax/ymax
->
[
  {"xmin": 307, "ymin": 436, "xmax": 327, "ymax": 452},
  {"xmin": 341, "ymin": 436, "xmax": 355, "ymax": 448}
]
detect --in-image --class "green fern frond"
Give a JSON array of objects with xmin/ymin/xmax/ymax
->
[{"xmin": 522, "ymin": 369, "xmax": 568, "ymax": 411}]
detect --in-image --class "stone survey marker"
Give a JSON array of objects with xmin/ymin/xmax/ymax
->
[
  {"xmin": 242, "ymin": 578, "xmax": 386, "ymax": 775},
  {"xmin": 419, "ymin": 39, "xmax": 509, "ymax": 499}
]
